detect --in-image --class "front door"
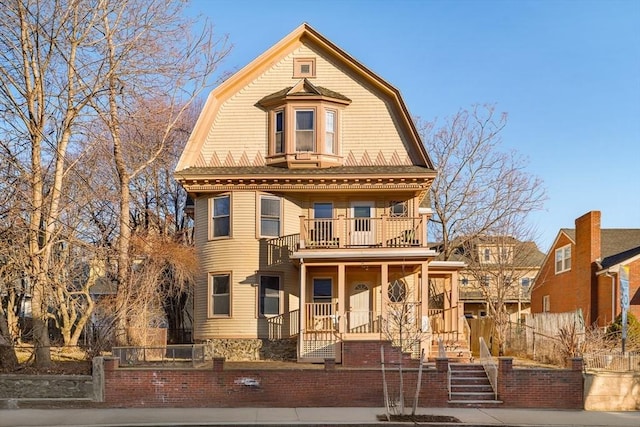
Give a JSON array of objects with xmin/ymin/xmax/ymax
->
[
  {"xmin": 349, "ymin": 283, "xmax": 371, "ymax": 332},
  {"xmin": 350, "ymin": 202, "xmax": 374, "ymax": 246}
]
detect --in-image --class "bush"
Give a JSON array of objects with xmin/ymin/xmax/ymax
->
[{"xmin": 606, "ymin": 313, "xmax": 640, "ymax": 350}]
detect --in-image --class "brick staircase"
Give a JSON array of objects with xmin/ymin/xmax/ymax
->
[{"xmin": 447, "ymin": 363, "xmax": 502, "ymax": 406}]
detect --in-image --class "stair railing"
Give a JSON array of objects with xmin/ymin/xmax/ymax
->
[{"xmin": 479, "ymin": 337, "xmax": 498, "ymax": 400}]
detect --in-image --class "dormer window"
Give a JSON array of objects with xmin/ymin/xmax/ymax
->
[
  {"xmin": 275, "ymin": 110, "xmax": 284, "ymax": 153},
  {"xmin": 295, "ymin": 109, "xmax": 315, "ymax": 151},
  {"xmin": 258, "ymin": 79, "xmax": 351, "ymax": 168}
]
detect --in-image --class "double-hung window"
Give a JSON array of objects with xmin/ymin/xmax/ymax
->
[
  {"xmin": 295, "ymin": 110, "xmax": 315, "ymax": 151},
  {"xmin": 260, "ymin": 195, "xmax": 281, "ymax": 237},
  {"xmin": 211, "ymin": 195, "xmax": 230, "ymax": 238},
  {"xmin": 555, "ymin": 244, "xmax": 571, "ymax": 273},
  {"xmin": 210, "ymin": 273, "xmax": 231, "ymax": 317},
  {"xmin": 274, "ymin": 110, "xmax": 284, "ymax": 154},
  {"xmin": 259, "ymin": 275, "xmax": 281, "ymax": 316},
  {"xmin": 325, "ymin": 110, "xmax": 336, "ymax": 154}
]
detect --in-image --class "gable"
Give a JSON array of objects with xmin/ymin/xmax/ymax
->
[{"xmin": 176, "ymin": 23, "xmax": 432, "ymax": 172}]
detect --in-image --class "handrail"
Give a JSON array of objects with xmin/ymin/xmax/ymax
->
[
  {"xmin": 479, "ymin": 337, "xmax": 498, "ymax": 400},
  {"xmin": 447, "ymin": 362, "xmax": 452, "ymax": 401}
]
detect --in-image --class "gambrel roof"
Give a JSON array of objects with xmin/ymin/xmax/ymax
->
[{"xmin": 175, "ymin": 23, "xmax": 434, "ymax": 172}]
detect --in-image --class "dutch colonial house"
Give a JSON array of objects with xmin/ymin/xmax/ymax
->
[
  {"xmin": 531, "ymin": 211, "xmax": 640, "ymax": 327},
  {"xmin": 174, "ymin": 24, "xmax": 465, "ymax": 363}
]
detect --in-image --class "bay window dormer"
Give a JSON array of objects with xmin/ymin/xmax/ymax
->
[{"xmin": 259, "ymin": 79, "xmax": 351, "ymax": 168}]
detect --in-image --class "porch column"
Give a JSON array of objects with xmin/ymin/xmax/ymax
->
[
  {"xmin": 381, "ymin": 263, "xmax": 389, "ymax": 320},
  {"xmin": 299, "ymin": 261, "xmax": 307, "ymax": 359},
  {"xmin": 420, "ymin": 261, "xmax": 429, "ymax": 356},
  {"xmin": 337, "ymin": 264, "xmax": 346, "ymax": 334},
  {"xmin": 451, "ymin": 269, "xmax": 459, "ymax": 336}
]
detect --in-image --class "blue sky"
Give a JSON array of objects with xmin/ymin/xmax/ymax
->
[{"xmin": 188, "ymin": 0, "xmax": 640, "ymax": 251}]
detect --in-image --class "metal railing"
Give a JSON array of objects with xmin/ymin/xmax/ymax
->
[
  {"xmin": 299, "ymin": 215, "xmax": 427, "ymax": 249},
  {"xmin": 583, "ymin": 352, "xmax": 640, "ymax": 372},
  {"xmin": 479, "ymin": 337, "xmax": 498, "ymax": 400},
  {"xmin": 112, "ymin": 344, "xmax": 207, "ymax": 367}
]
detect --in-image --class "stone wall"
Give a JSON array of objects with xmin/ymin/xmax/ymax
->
[
  {"xmin": 0, "ymin": 374, "xmax": 93, "ymax": 399},
  {"xmin": 584, "ymin": 371, "xmax": 640, "ymax": 410}
]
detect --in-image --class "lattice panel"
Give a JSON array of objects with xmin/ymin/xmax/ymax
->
[{"xmin": 302, "ymin": 340, "xmax": 336, "ymax": 359}]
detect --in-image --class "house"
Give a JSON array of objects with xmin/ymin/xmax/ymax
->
[
  {"xmin": 531, "ymin": 210, "xmax": 640, "ymax": 327},
  {"xmin": 174, "ymin": 23, "xmax": 466, "ymax": 363},
  {"xmin": 434, "ymin": 236, "xmax": 544, "ymax": 322}
]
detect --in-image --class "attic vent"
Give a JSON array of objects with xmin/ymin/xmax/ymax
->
[{"xmin": 294, "ymin": 58, "xmax": 315, "ymax": 78}]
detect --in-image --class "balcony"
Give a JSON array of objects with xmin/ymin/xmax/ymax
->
[
  {"xmin": 459, "ymin": 286, "xmax": 531, "ymax": 302},
  {"xmin": 298, "ymin": 214, "xmax": 428, "ymax": 250}
]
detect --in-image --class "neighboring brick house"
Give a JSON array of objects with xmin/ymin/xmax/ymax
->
[
  {"xmin": 174, "ymin": 24, "xmax": 466, "ymax": 363},
  {"xmin": 531, "ymin": 211, "xmax": 640, "ymax": 327}
]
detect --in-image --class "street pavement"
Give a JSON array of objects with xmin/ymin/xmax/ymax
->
[{"xmin": 1, "ymin": 407, "xmax": 639, "ymax": 427}]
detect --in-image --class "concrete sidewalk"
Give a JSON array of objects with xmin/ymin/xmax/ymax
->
[{"xmin": 0, "ymin": 407, "xmax": 639, "ymax": 427}]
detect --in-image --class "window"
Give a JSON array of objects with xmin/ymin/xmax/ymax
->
[
  {"xmin": 295, "ymin": 110, "xmax": 315, "ymax": 151},
  {"xmin": 274, "ymin": 110, "xmax": 284, "ymax": 153},
  {"xmin": 313, "ymin": 202, "xmax": 333, "ymax": 241},
  {"xmin": 293, "ymin": 58, "xmax": 316, "ymax": 78},
  {"xmin": 210, "ymin": 273, "xmax": 230, "ymax": 317},
  {"xmin": 211, "ymin": 195, "xmax": 230, "ymax": 238},
  {"xmin": 542, "ymin": 295, "xmax": 550, "ymax": 312},
  {"xmin": 483, "ymin": 248, "xmax": 491, "ymax": 262},
  {"xmin": 260, "ymin": 195, "xmax": 281, "ymax": 237},
  {"xmin": 389, "ymin": 201, "xmax": 408, "ymax": 217},
  {"xmin": 388, "ymin": 279, "xmax": 407, "ymax": 302},
  {"xmin": 480, "ymin": 275, "xmax": 490, "ymax": 286},
  {"xmin": 555, "ymin": 244, "xmax": 571, "ymax": 273},
  {"xmin": 313, "ymin": 278, "xmax": 332, "ymax": 304},
  {"xmin": 325, "ymin": 110, "xmax": 336, "ymax": 154},
  {"xmin": 259, "ymin": 275, "xmax": 281, "ymax": 316},
  {"xmin": 461, "ymin": 278, "xmax": 469, "ymax": 286},
  {"xmin": 500, "ymin": 247, "xmax": 511, "ymax": 262},
  {"xmin": 521, "ymin": 277, "xmax": 531, "ymax": 287}
]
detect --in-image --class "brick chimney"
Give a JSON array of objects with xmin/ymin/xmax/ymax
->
[{"xmin": 574, "ymin": 211, "xmax": 601, "ymax": 323}]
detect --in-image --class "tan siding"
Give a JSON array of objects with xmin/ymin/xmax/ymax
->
[
  {"xmin": 200, "ymin": 45, "xmax": 414, "ymax": 167},
  {"xmin": 194, "ymin": 192, "xmax": 303, "ymax": 340}
]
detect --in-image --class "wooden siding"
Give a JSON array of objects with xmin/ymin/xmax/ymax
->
[
  {"xmin": 199, "ymin": 45, "xmax": 414, "ymax": 168},
  {"xmin": 194, "ymin": 191, "xmax": 302, "ymax": 340}
]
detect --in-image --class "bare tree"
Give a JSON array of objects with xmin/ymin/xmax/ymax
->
[
  {"xmin": 457, "ymin": 218, "xmax": 544, "ymax": 355},
  {"xmin": 419, "ymin": 104, "xmax": 546, "ymax": 261},
  {"xmin": 89, "ymin": 0, "xmax": 229, "ymax": 344},
  {"xmin": 0, "ymin": 0, "xmax": 229, "ymax": 366}
]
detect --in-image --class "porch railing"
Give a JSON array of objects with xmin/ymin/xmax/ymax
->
[
  {"xmin": 346, "ymin": 310, "xmax": 382, "ymax": 333},
  {"xmin": 305, "ymin": 303, "xmax": 337, "ymax": 332},
  {"xmin": 299, "ymin": 214, "xmax": 428, "ymax": 249}
]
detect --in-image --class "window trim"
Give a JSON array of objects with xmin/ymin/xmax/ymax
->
[
  {"xmin": 293, "ymin": 58, "xmax": 316, "ymax": 78},
  {"xmin": 209, "ymin": 194, "xmax": 231, "ymax": 240},
  {"xmin": 555, "ymin": 244, "xmax": 571, "ymax": 274},
  {"xmin": 295, "ymin": 108, "xmax": 316, "ymax": 152},
  {"xmin": 389, "ymin": 200, "xmax": 408, "ymax": 217},
  {"xmin": 257, "ymin": 273, "xmax": 283, "ymax": 317},
  {"xmin": 312, "ymin": 277, "xmax": 333, "ymax": 304},
  {"xmin": 542, "ymin": 295, "xmax": 550, "ymax": 312},
  {"xmin": 208, "ymin": 272, "xmax": 232, "ymax": 318},
  {"xmin": 274, "ymin": 109, "xmax": 285, "ymax": 154},
  {"xmin": 258, "ymin": 194, "xmax": 282, "ymax": 238}
]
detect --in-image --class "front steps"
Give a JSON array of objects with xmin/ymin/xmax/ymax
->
[
  {"xmin": 429, "ymin": 340, "xmax": 473, "ymax": 362},
  {"xmin": 448, "ymin": 363, "xmax": 502, "ymax": 407}
]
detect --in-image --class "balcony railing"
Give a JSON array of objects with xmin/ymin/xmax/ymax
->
[
  {"xmin": 299, "ymin": 214, "xmax": 428, "ymax": 249},
  {"xmin": 459, "ymin": 286, "xmax": 531, "ymax": 302}
]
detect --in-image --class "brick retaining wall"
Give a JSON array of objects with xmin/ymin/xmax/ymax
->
[{"xmin": 102, "ymin": 356, "xmax": 584, "ymax": 409}]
